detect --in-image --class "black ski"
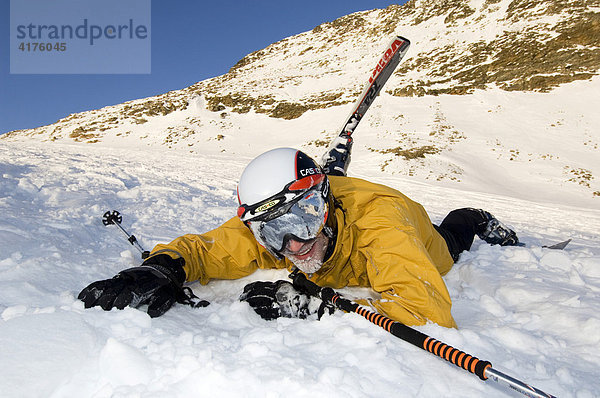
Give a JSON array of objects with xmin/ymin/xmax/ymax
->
[
  {"xmin": 322, "ymin": 36, "xmax": 410, "ymax": 175},
  {"xmin": 517, "ymin": 239, "xmax": 572, "ymax": 250},
  {"xmin": 542, "ymin": 239, "xmax": 571, "ymax": 250},
  {"xmin": 338, "ymin": 35, "xmax": 410, "ymax": 139}
]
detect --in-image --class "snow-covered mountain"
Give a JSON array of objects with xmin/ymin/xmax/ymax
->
[
  {"xmin": 1, "ymin": 133, "xmax": 599, "ymax": 398},
  {"xmin": 1, "ymin": 2, "xmax": 600, "ymax": 397},
  {"xmin": 2, "ymin": 0, "xmax": 599, "ymax": 207}
]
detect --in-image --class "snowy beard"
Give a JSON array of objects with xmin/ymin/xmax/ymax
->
[
  {"xmin": 290, "ymin": 254, "xmax": 323, "ymax": 274},
  {"xmin": 284, "ymin": 233, "xmax": 329, "ymax": 275}
]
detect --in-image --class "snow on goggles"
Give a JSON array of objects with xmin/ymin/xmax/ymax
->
[
  {"xmin": 237, "ymin": 174, "xmax": 328, "ymax": 253},
  {"xmin": 248, "ymin": 187, "xmax": 328, "ymax": 253},
  {"xmin": 237, "ymin": 174, "xmax": 326, "ymax": 223}
]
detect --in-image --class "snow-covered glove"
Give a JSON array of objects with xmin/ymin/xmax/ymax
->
[
  {"xmin": 321, "ymin": 133, "xmax": 353, "ymax": 176},
  {"xmin": 239, "ymin": 280, "xmax": 334, "ymax": 320},
  {"xmin": 78, "ymin": 254, "xmax": 208, "ymax": 318}
]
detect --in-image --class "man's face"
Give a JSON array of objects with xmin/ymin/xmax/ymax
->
[{"xmin": 281, "ymin": 231, "xmax": 329, "ymax": 274}]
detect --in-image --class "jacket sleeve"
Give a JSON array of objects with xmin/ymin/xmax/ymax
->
[
  {"xmin": 356, "ymin": 199, "xmax": 457, "ymax": 328},
  {"xmin": 147, "ymin": 216, "xmax": 284, "ymax": 284}
]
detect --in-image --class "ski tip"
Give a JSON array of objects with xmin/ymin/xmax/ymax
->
[
  {"xmin": 396, "ymin": 35, "xmax": 410, "ymax": 44},
  {"xmin": 517, "ymin": 239, "xmax": 572, "ymax": 250},
  {"xmin": 543, "ymin": 239, "xmax": 572, "ymax": 250}
]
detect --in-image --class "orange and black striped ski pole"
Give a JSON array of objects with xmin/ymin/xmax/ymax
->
[{"xmin": 290, "ymin": 270, "xmax": 556, "ymax": 398}]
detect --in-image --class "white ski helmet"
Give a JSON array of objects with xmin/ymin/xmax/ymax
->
[{"xmin": 237, "ymin": 148, "xmax": 336, "ymax": 257}]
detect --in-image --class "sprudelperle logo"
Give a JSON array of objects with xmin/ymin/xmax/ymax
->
[{"xmin": 10, "ymin": 0, "xmax": 151, "ymax": 74}]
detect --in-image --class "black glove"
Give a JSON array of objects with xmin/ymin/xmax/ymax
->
[
  {"xmin": 239, "ymin": 280, "xmax": 334, "ymax": 321},
  {"xmin": 78, "ymin": 254, "xmax": 208, "ymax": 318}
]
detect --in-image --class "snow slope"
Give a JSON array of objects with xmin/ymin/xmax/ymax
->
[
  {"xmin": 4, "ymin": 0, "xmax": 599, "ymax": 206},
  {"xmin": 0, "ymin": 138, "xmax": 599, "ymax": 398},
  {"xmin": 0, "ymin": 2, "xmax": 598, "ymax": 394}
]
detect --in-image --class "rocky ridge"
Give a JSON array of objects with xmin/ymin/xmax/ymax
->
[{"xmin": 5, "ymin": 0, "xmax": 598, "ymax": 139}]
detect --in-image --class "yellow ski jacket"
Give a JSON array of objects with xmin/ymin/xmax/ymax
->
[{"xmin": 149, "ymin": 176, "xmax": 457, "ymax": 327}]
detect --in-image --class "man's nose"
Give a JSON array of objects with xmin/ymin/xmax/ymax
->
[{"xmin": 286, "ymin": 238, "xmax": 304, "ymax": 253}]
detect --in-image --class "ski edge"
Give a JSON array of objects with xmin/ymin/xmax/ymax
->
[
  {"xmin": 517, "ymin": 239, "xmax": 572, "ymax": 250},
  {"xmin": 542, "ymin": 238, "xmax": 572, "ymax": 250}
]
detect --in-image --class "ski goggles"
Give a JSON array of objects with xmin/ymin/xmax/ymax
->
[{"xmin": 238, "ymin": 174, "xmax": 329, "ymax": 254}]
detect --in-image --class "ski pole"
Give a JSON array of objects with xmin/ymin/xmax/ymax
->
[
  {"xmin": 289, "ymin": 270, "xmax": 556, "ymax": 398},
  {"xmin": 102, "ymin": 210, "xmax": 150, "ymax": 259}
]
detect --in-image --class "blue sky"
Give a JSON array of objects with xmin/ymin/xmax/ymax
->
[{"xmin": 1, "ymin": 1, "xmax": 404, "ymax": 135}]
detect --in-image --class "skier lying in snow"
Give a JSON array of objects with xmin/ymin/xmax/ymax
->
[{"xmin": 79, "ymin": 147, "xmax": 519, "ymax": 328}]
